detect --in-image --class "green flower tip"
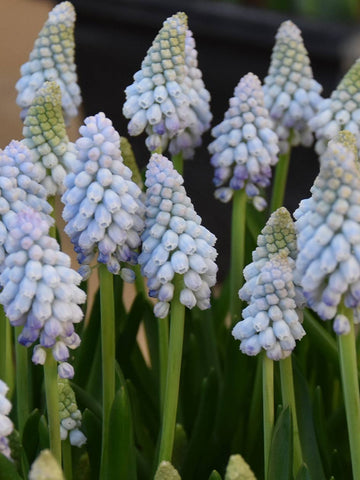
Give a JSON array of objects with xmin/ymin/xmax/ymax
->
[
  {"xmin": 29, "ymin": 449, "xmax": 65, "ymax": 480},
  {"xmin": 331, "ymin": 130, "xmax": 358, "ymax": 157},
  {"xmin": 154, "ymin": 460, "xmax": 181, "ymax": 480},
  {"xmin": 224, "ymin": 454, "xmax": 256, "ymax": 480},
  {"xmin": 259, "ymin": 207, "xmax": 296, "ymax": 258},
  {"xmin": 338, "ymin": 58, "xmax": 360, "ymax": 92}
]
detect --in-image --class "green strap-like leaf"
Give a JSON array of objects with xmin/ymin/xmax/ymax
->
[{"xmin": 268, "ymin": 406, "xmax": 292, "ymax": 480}]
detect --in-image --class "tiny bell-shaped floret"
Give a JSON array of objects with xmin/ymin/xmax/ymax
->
[
  {"xmin": 139, "ymin": 153, "xmax": 218, "ymax": 318},
  {"xmin": 21, "ymin": 81, "xmax": 78, "ymax": 196},
  {"xmin": 263, "ymin": 20, "xmax": 323, "ymax": 153},
  {"xmin": 0, "ymin": 380, "xmax": 14, "ymax": 461},
  {"xmin": 208, "ymin": 73, "xmax": 279, "ymax": 210},
  {"xmin": 0, "ymin": 208, "xmax": 86, "ymax": 378},
  {"xmin": 58, "ymin": 378, "xmax": 86, "ymax": 447},
  {"xmin": 294, "ymin": 131, "xmax": 360, "ymax": 324},
  {"xmin": 309, "ymin": 58, "xmax": 360, "ymax": 154},
  {"xmin": 233, "ymin": 207, "xmax": 305, "ymax": 360},
  {"xmin": 62, "ymin": 112, "xmax": 145, "ymax": 280},
  {"xmin": 15, "ymin": 1, "xmax": 81, "ymax": 124}
]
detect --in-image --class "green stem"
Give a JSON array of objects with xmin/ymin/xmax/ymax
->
[
  {"xmin": 99, "ymin": 264, "xmax": 116, "ymax": 478},
  {"xmin": 0, "ymin": 306, "xmax": 14, "ymax": 395},
  {"xmin": 172, "ymin": 152, "xmax": 183, "ymax": 175},
  {"xmin": 48, "ymin": 195, "xmax": 56, "ymax": 239},
  {"xmin": 134, "ymin": 263, "xmax": 147, "ymax": 298},
  {"xmin": 262, "ymin": 353, "xmax": 274, "ymax": 480},
  {"xmin": 158, "ymin": 316, "xmax": 169, "ymax": 414},
  {"xmin": 270, "ymin": 135, "xmax": 293, "ymax": 213},
  {"xmin": 44, "ymin": 353, "xmax": 61, "ymax": 465},
  {"xmin": 158, "ymin": 275, "xmax": 185, "ymax": 463},
  {"xmin": 337, "ymin": 304, "xmax": 360, "ymax": 480},
  {"xmin": 14, "ymin": 327, "xmax": 29, "ymax": 434},
  {"xmin": 230, "ymin": 189, "xmax": 247, "ymax": 324},
  {"xmin": 62, "ymin": 438, "xmax": 72, "ymax": 480},
  {"xmin": 279, "ymin": 356, "xmax": 302, "ymax": 476}
]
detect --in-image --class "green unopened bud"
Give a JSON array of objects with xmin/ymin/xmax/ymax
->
[
  {"xmin": 29, "ymin": 449, "xmax": 65, "ymax": 480},
  {"xmin": 154, "ymin": 461, "xmax": 181, "ymax": 480}
]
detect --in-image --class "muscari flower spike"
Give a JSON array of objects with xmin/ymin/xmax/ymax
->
[
  {"xmin": 21, "ymin": 81, "xmax": 78, "ymax": 196},
  {"xmin": 62, "ymin": 112, "xmax": 145, "ymax": 281},
  {"xmin": 139, "ymin": 153, "xmax": 218, "ymax": 318},
  {"xmin": 294, "ymin": 131, "xmax": 360, "ymax": 332},
  {"xmin": 0, "ymin": 207, "xmax": 86, "ymax": 379},
  {"xmin": 232, "ymin": 207, "xmax": 306, "ymax": 360},
  {"xmin": 263, "ymin": 20, "xmax": 323, "ymax": 153},
  {"xmin": 16, "ymin": 1, "xmax": 81, "ymax": 124},
  {"xmin": 0, "ymin": 380, "xmax": 14, "ymax": 461},
  {"xmin": 309, "ymin": 58, "xmax": 360, "ymax": 155},
  {"xmin": 29, "ymin": 450, "xmax": 65, "ymax": 480},
  {"xmin": 58, "ymin": 378, "xmax": 86, "ymax": 447},
  {"xmin": 208, "ymin": 72, "xmax": 279, "ymax": 211}
]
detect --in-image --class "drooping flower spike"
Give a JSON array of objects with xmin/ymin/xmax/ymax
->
[
  {"xmin": 309, "ymin": 58, "xmax": 360, "ymax": 154},
  {"xmin": 123, "ymin": 12, "xmax": 211, "ymax": 158},
  {"xmin": 21, "ymin": 81, "xmax": 79, "ymax": 196},
  {"xmin": 232, "ymin": 207, "xmax": 306, "ymax": 360},
  {"xmin": 0, "ymin": 207, "xmax": 86, "ymax": 378},
  {"xmin": 62, "ymin": 112, "xmax": 145, "ymax": 280},
  {"xmin": 58, "ymin": 378, "xmax": 87, "ymax": 447},
  {"xmin": 15, "ymin": 1, "xmax": 81, "ymax": 124},
  {"xmin": 139, "ymin": 153, "xmax": 218, "ymax": 318},
  {"xmin": 294, "ymin": 131, "xmax": 360, "ymax": 330},
  {"xmin": 263, "ymin": 20, "xmax": 323, "ymax": 153},
  {"xmin": 208, "ymin": 72, "xmax": 279, "ymax": 211},
  {"xmin": 0, "ymin": 380, "xmax": 14, "ymax": 461}
]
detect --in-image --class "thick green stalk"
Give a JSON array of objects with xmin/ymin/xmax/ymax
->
[
  {"xmin": 157, "ymin": 275, "xmax": 185, "ymax": 463},
  {"xmin": 62, "ymin": 438, "xmax": 72, "ymax": 480},
  {"xmin": 14, "ymin": 327, "xmax": 29, "ymax": 434},
  {"xmin": 262, "ymin": 353, "xmax": 274, "ymax": 480},
  {"xmin": 99, "ymin": 263, "xmax": 116, "ymax": 478},
  {"xmin": 337, "ymin": 304, "xmax": 360, "ymax": 480},
  {"xmin": 158, "ymin": 316, "xmax": 169, "ymax": 414},
  {"xmin": 48, "ymin": 195, "xmax": 56, "ymax": 239},
  {"xmin": 270, "ymin": 135, "xmax": 293, "ymax": 212},
  {"xmin": 172, "ymin": 152, "xmax": 183, "ymax": 175},
  {"xmin": 279, "ymin": 356, "xmax": 302, "ymax": 475},
  {"xmin": 0, "ymin": 306, "xmax": 14, "ymax": 395},
  {"xmin": 230, "ymin": 189, "xmax": 247, "ymax": 324},
  {"xmin": 44, "ymin": 353, "xmax": 61, "ymax": 465}
]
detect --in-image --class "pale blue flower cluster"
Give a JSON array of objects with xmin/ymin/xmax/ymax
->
[
  {"xmin": 263, "ymin": 20, "xmax": 323, "ymax": 153},
  {"xmin": 15, "ymin": 1, "xmax": 81, "ymax": 124},
  {"xmin": 123, "ymin": 12, "xmax": 211, "ymax": 158},
  {"xmin": 0, "ymin": 380, "xmax": 13, "ymax": 461},
  {"xmin": 309, "ymin": 59, "xmax": 360, "ymax": 154},
  {"xmin": 58, "ymin": 378, "xmax": 87, "ymax": 447},
  {"xmin": 139, "ymin": 153, "xmax": 218, "ymax": 318},
  {"xmin": 62, "ymin": 112, "xmax": 145, "ymax": 280},
  {"xmin": 208, "ymin": 72, "xmax": 279, "ymax": 210},
  {"xmin": 0, "ymin": 208, "xmax": 86, "ymax": 378},
  {"xmin": 21, "ymin": 81, "xmax": 79, "ymax": 196},
  {"xmin": 232, "ymin": 208, "xmax": 306, "ymax": 360},
  {"xmin": 294, "ymin": 131, "xmax": 360, "ymax": 329}
]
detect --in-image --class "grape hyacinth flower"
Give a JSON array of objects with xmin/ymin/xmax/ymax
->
[
  {"xmin": 208, "ymin": 72, "xmax": 279, "ymax": 210},
  {"xmin": 139, "ymin": 153, "xmax": 218, "ymax": 318},
  {"xmin": 62, "ymin": 112, "xmax": 145, "ymax": 280},
  {"xmin": 0, "ymin": 380, "xmax": 13, "ymax": 461},
  {"xmin": 29, "ymin": 450, "xmax": 65, "ymax": 480},
  {"xmin": 232, "ymin": 207, "xmax": 306, "ymax": 360},
  {"xmin": 309, "ymin": 58, "xmax": 360, "ymax": 154},
  {"xmin": 58, "ymin": 378, "xmax": 86, "ymax": 447},
  {"xmin": 263, "ymin": 20, "xmax": 323, "ymax": 153},
  {"xmin": 294, "ymin": 131, "xmax": 360, "ymax": 327},
  {"xmin": 15, "ymin": 1, "xmax": 81, "ymax": 124},
  {"xmin": 0, "ymin": 208, "xmax": 86, "ymax": 378},
  {"xmin": 21, "ymin": 81, "xmax": 78, "ymax": 196}
]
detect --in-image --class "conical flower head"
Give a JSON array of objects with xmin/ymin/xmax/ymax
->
[
  {"xmin": 233, "ymin": 207, "xmax": 305, "ymax": 360},
  {"xmin": 294, "ymin": 131, "xmax": 360, "ymax": 325},
  {"xmin": 168, "ymin": 29, "xmax": 212, "ymax": 159},
  {"xmin": 16, "ymin": 1, "xmax": 81, "ymax": 124},
  {"xmin": 62, "ymin": 112, "xmax": 145, "ymax": 280},
  {"xmin": 263, "ymin": 20, "xmax": 323, "ymax": 153},
  {"xmin": 58, "ymin": 378, "xmax": 86, "ymax": 447},
  {"xmin": 139, "ymin": 153, "xmax": 218, "ymax": 318},
  {"xmin": 208, "ymin": 73, "xmax": 279, "ymax": 210},
  {"xmin": 123, "ymin": 12, "xmax": 187, "ymax": 148},
  {"xmin": 21, "ymin": 81, "xmax": 78, "ymax": 196},
  {"xmin": 29, "ymin": 450, "xmax": 65, "ymax": 480},
  {"xmin": 0, "ymin": 380, "xmax": 13, "ymax": 461},
  {"xmin": 0, "ymin": 207, "xmax": 86, "ymax": 378},
  {"xmin": 309, "ymin": 59, "xmax": 360, "ymax": 154}
]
